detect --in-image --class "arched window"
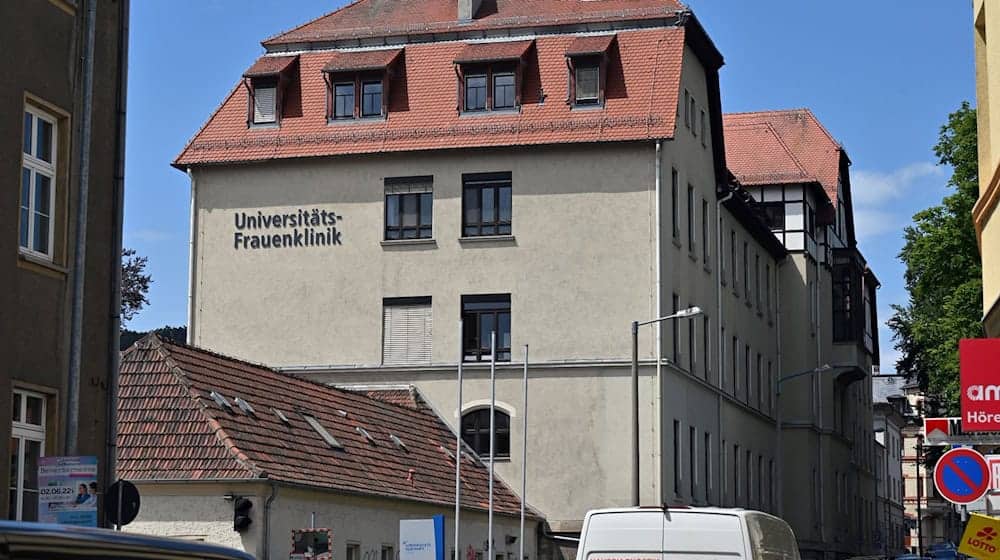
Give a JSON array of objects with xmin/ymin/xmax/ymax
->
[{"xmin": 461, "ymin": 408, "xmax": 510, "ymax": 459}]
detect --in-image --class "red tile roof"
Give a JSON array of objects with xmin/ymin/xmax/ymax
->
[
  {"xmin": 243, "ymin": 55, "xmax": 299, "ymax": 78},
  {"xmin": 174, "ymin": 27, "xmax": 684, "ymax": 168},
  {"xmin": 263, "ymin": 0, "xmax": 685, "ymax": 47},
  {"xmin": 118, "ymin": 335, "xmax": 529, "ymax": 517},
  {"xmin": 723, "ymin": 109, "xmax": 844, "ymax": 206},
  {"xmin": 454, "ymin": 40, "xmax": 534, "ymax": 64},
  {"xmin": 565, "ymin": 34, "xmax": 617, "ymax": 57},
  {"xmin": 322, "ymin": 48, "xmax": 403, "ymax": 73}
]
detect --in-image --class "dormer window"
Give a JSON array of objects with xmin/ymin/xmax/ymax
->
[
  {"xmin": 242, "ymin": 55, "xmax": 299, "ymax": 128},
  {"xmin": 565, "ymin": 35, "xmax": 616, "ymax": 108},
  {"xmin": 455, "ymin": 40, "xmax": 533, "ymax": 114},
  {"xmin": 322, "ymin": 48, "xmax": 402, "ymax": 122}
]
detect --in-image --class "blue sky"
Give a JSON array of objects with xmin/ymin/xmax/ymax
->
[{"xmin": 124, "ymin": 1, "xmax": 975, "ymax": 373}]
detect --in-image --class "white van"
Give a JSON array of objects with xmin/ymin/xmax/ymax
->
[{"xmin": 575, "ymin": 507, "xmax": 801, "ymax": 560}]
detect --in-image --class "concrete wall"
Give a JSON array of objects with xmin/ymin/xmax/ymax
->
[
  {"xmin": 0, "ymin": 0, "xmax": 124, "ymax": 520},
  {"xmin": 127, "ymin": 482, "xmax": 538, "ymax": 560}
]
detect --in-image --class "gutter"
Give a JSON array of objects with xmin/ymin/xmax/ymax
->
[
  {"xmin": 104, "ymin": 0, "xmax": 130, "ymax": 515},
  {"xmin": 65, "ymin": 0, "xmax": 98, "ymax": 456},
  {"xmin": 186, "ymin": 167, "xmax": 197, "ymax": 344}
]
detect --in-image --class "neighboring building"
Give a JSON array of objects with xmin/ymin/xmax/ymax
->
[
  {"xmin": 900, "ymin": 383, "xmax": 960, "ymax": 553},
  {"xmin": 873, "ymin": 376, "xmax": 909, "ymax": 558},
  {"xmin": 1, "ymin": 0, "xmax": 128, "ymax": 522},
  {"xmin": 118, "ymin": 335, "xmax": 539, "ymax": 560},
  {"xmin": 974, "ymin": 0, "xmax": 1000, "ymax": 337},
  {"xmin": 172, "ymin": 2, "xmax": 877, "ymax": 558},
  {"xmin": 723, "ymin": 109, "xmax": 880, "ymax": 559}
]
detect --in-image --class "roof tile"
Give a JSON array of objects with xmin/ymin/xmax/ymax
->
[
  {"xmin": 118, "ymin": 336, "xmax": 531, "ymax": 517},
  {"xmin": 323, "ymin": 48, "xmax": 403, "ymax": 73},
  {"xmin": 454, "ymin": 40, "xmax": 534, "ymax": 64},
  {"xmin": 244, "ymin": 55, "xmax": 299, "ymax": 78}
]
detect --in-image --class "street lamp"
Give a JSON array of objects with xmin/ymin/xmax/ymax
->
[
  {"xmin": 631, "ymin": 306, "xmax": 703, "ymax": 506},
  {"xmin": 773, "ymin": 363, "xmax": 841, "ymax": 517}
]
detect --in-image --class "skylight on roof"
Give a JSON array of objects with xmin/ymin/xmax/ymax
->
[
  {"xmin": 303, "ymin": 414, "xmax": 344, "ymax": 450},
  {"xmin": 272, "ymin": 408, "xmax": 291, "ymax": 425},
  {"xmin": 439, "ymin": 445, "xmax": 456, "ymax": 461},
  {"xmin": 389, "ymin": 434, "xmax": 407, "ymax": 451},
  {"xmin": 234, "ymin": 397, "xmax": 256, "ymax": 416},
  {"xmin": 336, "ymin": 409, "xmax": 348, "ymax": 417},
  {"xmin": 356, "ymin": 426, "xmax": 377, "ymax": 445},
  {"xmin": 209, "ymin": 391, "xmax": 233, "ymax": 411}
]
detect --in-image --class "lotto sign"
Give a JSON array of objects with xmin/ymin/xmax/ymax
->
[
  {"xmin": 959, "ymin": 513, "xmax": 1000, "ymax": 560},
  {"xmin": 934, "ymin": 448, "xmax": 991, "ymax": 505},
  {"xmin": 961, "ymin": 338, "xmax": 1000, "ymax": 432}
]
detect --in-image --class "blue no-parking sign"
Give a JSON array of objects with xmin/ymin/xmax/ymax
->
[{"xmin": 934, "ymin": 447, "xmax": 991, "ymax": 505}]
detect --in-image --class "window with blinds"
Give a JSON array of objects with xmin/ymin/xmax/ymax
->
[
  {"xmin": 253, "ymin": 85, "xmax": 277, "ymax": 124},
  {"xmin": 382, "ymin": 297, "xmax": 432, "ymax": 365}
]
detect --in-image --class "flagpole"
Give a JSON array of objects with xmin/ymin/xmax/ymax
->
[
  {"xmin": 488, "ymin": 331, "xmax": 496, "ymax": 560},
  {"xmin": 455, "ymin": 319, "xmax": 464, "ymax": 560},
  {"xmin": 520, "ymin": 344, "xmax": 528, "ymax": 560}
]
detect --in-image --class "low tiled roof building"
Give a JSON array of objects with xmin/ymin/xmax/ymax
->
[{"xmin": 118, "ymin": 335, "xmax": 536, "ymax": 559}]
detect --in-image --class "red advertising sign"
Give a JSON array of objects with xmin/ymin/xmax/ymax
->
[{"xmin": 961, "ymin": 339, "xmax": 1000, "ymax": 432}]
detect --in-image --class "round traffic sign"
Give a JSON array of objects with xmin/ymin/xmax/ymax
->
[
  {"xmin": 105, "ymin": 479, "xmax": 141, "ymax": 526},
  {"xmin": 934, "ymin": 448, "xmax": 990, "ymax": 505}
]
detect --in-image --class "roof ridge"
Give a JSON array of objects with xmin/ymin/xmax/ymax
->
[
  {"xmin": 261, "ymin": 0, "xmax": 372, "ymax": 48},
  {"xmin": 760, "ymin": 121, "xmax": 816, "ymax": 182},
  {"xmin": 146, "ymin": 335, "xmax": 265, "ymax": 479}
]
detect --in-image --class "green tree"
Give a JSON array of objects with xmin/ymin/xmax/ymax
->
[
  {"xmin": 888, "ymin": 102, "xmax": 983, "ymax": 413},
  {"xmin": 121, "ymin": 247, "xmax": 152, "ymax": 324}
]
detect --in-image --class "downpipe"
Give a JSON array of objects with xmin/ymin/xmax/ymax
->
[{"xmin": 715, "ymin": 187, "xmax": 734, "ymax": 501}]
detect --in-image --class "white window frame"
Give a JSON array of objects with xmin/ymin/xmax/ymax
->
[
  {"xmin": 10, "ymin": 389, "xmax": 47, "ymax": 521},
  {"xmin": 20, "ymin": 106, "xmax": 57, "ymax": 260}
]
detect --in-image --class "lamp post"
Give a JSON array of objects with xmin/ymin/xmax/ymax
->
[
  {"xmin": 631, "ymin": 306, "xmax": 702, "ymax": 506},
  {"xmin": 774, "ymin": 363, "xmax": 839, "ymax": 517}
]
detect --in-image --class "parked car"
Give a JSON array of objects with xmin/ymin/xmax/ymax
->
[
  {"xmin": 576, "ymin": 506, "xmax": 800, "ymax": 560},
  {"xmin": 895, "ymin": 554, "xmax": 934, "ymax": 560},
  {"xmin": 0, "ymin": 521, "xmax": 255, "ymax": 560}
]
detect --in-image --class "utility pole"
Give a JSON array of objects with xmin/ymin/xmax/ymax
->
[{"xmin": 916, "ymin": 435, "xmax": 924, "ymax": 557}]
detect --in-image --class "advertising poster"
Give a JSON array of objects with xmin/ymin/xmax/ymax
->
[
  {"xmin": 400, "ymin": 515, "xmax": 444, "ymax": 560},
  {"xmin": 38, "ymin": 456, "xmax": 98, "ymax": 526}
]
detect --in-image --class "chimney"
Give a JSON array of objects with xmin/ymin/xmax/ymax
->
[{"xmin": 458, "ymin": 0, "xmax": 483, "ymax": 21}]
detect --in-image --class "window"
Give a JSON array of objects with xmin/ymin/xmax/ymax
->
[
  {"xmin": 10, "ymin": 390, "xmax": 46, "ymax": 521},
  {"xmin": 383, "ymin": 297, "xmax": 432, "ymax": 365},
  {"xmin": 756, "ymin": 353, "xmax": 763, "ymax": 409},
  {"xmin": 465, "ymin": 74, "xmax": 488, "ymax": 111},
  {"xmin": 744, "ymin": 344, "xmax": 751, "ymax": 402},
  {"xmin": 671, "ymin": 169, "xmax": 680, "ymax": 239},
  {"xmin": 385, "ymin": 176, "xmax": 433, "ymax": 240},
  {"xmin": 702, "ymin": 316, "xmax": 710, "ymax": 381},
  {"xmin": 743, "ymin": 242, "xmax": 750, "ymax": 300},
  {"xmin": 758, "ymin": 202, "xmax": 785, "ymax": 230},
  {"xmin": 462, "ymin": 408, "xmax": 510, "ymax": 458},
  {"xmin": 382, "ymin": 546, "xmax": 395, "ymax": 560},
  {"xmin": 688, "ymin": 302, "xmax": 695, "ymax": 374},
  {"xmin": 731, "ymin": 336, "xmax": 738, "ymax": 394},
  {"xmin": 463, "ymin": 172, "xmax": 512, "ymax": 237},
  {"xmin": 20, "ymin": 107, "xmax": 57, "ymax": 259},
  {"xmin": 700, "ymin": 109, "xmax": 707, "ymax": 146},
  {"xmin": 347, "ymin": 543, "xmax": 361, "ymax": 560},
  {"xmin": 334, "ymin": 82, "xmax": 355, "ymax": 119},
  {"xmin": 755, "ymin": 254, "xmax": 761, "ymax": 309},
  {"xmin": 767, "ymin": 361, "xmax": 773, "ymax": 414},
  {"xmin": 689, "ymin": 96, "xmax": 697, "ymax": 136},
  {"xmin": 765, "ymin": 264, "xmax": 772, "ymax": 315},
  {"xmin": 689, "ymin": 426, "xmax": 696, "ymax": 498},
  {"xmin": 734, "ymin": 444, "xmax": 740, "ymax": 503},
  {"xmin": 462, "ymin": 294, "xmax": 511, "ymax": 362},
  {"xmin": 574, "ymin": 64, "xmax": 600, "ymax": 105},
  {"xmin": 672, "ymin": 293, "xmax": 680, "ymax": 364},
  {"xmin": 730, "ymin": 230, "xmax": 738, "ymax": 291},
  {"xmin": 702, "ymin": 199, "xmax": 710, "ymax": 264},
  {"xmin": 493, "ymin": 72, "xmax": 516, "ymax": 109},
  {"xmin": 362, "ymin": 81, "xmax": 383, "ymax": 117},
  {"xmin": 703, "ymin": 432, "xmax": 711, "ymax": 502},
  {"xmin": 252, "ymin": 79, "xmax": 278, "ymax": 124},
  {"xmin": 745, "ymin": 449, "xmax": 752, "ymax": 507},
  {"xmin": 673, "ymin": 420, "xmax": 681, "ymax": 495},
  {"xmin": 722, "ymin": 439, "xmax": 728, "ymax": 504},
  {"xmin": 720, "ymin": 326, "xmax": 726, "ymax": 387},
  {"xmin": 687, "ymin": 185, "xmax": 695, "ymax": 252},
  {"xmin": 683, "ymin": 90, "xmax": 690, "ymax": 128},
  {"xmin": 757, "ymin": 455, "xmax": 764, "ymax": 507}
]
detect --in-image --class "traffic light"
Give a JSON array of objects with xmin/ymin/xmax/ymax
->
[{"xmin": 233, "ymin": 497, "xmax": 253, "ymax": 532}]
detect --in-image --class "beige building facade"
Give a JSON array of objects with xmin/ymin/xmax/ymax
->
[
  {"xmin": 975, "ymin": 0, "xmax": 1000, "ymax": 337},
  {"xmin": 174, "ymin": 2, "xmax": 881, "ymax": 558}
]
